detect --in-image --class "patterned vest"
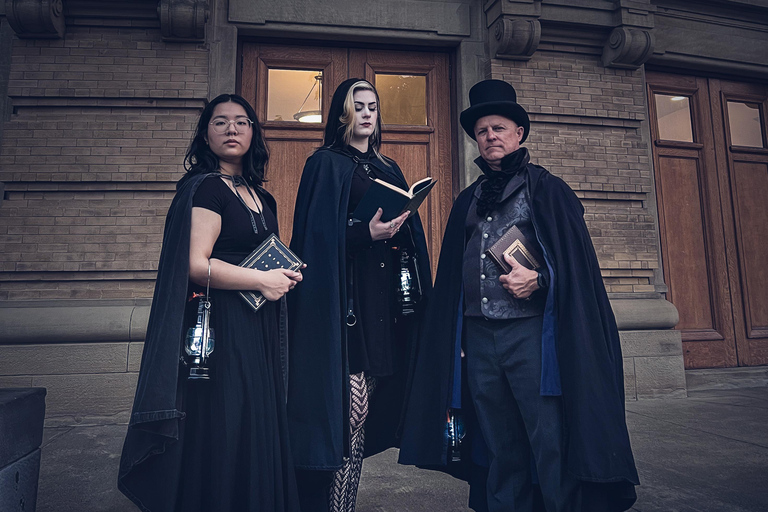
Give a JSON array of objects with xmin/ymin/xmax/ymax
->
[{"xmin": 462, "ymin": 170, "xmax": 546, "ymax": 319}]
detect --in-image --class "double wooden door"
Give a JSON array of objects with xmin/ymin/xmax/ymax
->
[
  {"xmin": 647, "ymin": 72, "xmax": 768, "ymax": 368},
  {"xmin": 239, "ymin": 44, "xmax": 454, "ymax": 276}
]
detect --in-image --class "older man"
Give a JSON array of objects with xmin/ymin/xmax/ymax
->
[{"xmin": 399, "ymin": 80, "xmax": 639, "ymax": 512}]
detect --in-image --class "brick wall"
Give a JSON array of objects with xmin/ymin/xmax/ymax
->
[
  {"xmin": 0, "ymin": 26, "xmax": 208, "ymax": 299},
  {"xmin": 491, "ymin": 50, "xmax": 661, "ymax": 293}
]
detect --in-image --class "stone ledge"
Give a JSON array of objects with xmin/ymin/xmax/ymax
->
[
  {"xmin": 1, "ymin": 297, "xmax": 679, "ymax": 344},
  {"xmin": 612, "ymin": 298, "xmax": 678, "ymax": 330},
  {"xmin": 0, "ymin": 299, "xmax": 150, "ymax": 344}
]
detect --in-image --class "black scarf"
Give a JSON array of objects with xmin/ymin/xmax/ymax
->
[{"xmin": 476, "ymin": 147, "xmax": 530, "ymax": 217}]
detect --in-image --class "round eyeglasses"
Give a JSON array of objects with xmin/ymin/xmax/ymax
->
[{"xmin": 209, "ymin": 118, "xmax": 253, "ymax": 134}]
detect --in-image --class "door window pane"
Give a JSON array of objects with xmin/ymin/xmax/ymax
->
[
  {"xmin": 727, "ymin": 101, "xmax": 764, "ymax": 148},
  {"xmin": 654, "ymin": 94, "xmax": 694, "ymax": 142},
  {"xmin": 376, "ymin": 74, "xmax": 427, "ymax": 126},
  {"xmin": 267, "ymin": 69, "xmax": 323, "ymax": 123}
]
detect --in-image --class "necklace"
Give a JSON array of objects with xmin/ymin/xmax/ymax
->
[{"xmin": 219, "ymin": 172, "xmax": 268, "ymax": 234}]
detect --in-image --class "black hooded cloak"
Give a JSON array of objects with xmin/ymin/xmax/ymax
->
[
  {"xmin": 287, "ymin": 79, "xmax": 432, "ymax": 470},
  {"xmin": 398, "ymin": 163, "xmax": 639, "ymax": 511},
  {"xmin": 117, "ymin": 172, "xmax": 291, "ymax": 511}
]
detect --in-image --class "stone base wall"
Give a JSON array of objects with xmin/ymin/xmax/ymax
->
[
  {"xmin": 0, "ymin": 297, "xmax": 685, "ymax": 428},
  {"xmin": 622, "ymin": 330, "xmax": 686, "ymax": 400}
]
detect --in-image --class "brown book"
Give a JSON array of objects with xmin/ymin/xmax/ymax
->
[{"xmin": 484, "ymin": 225, "xmax": 544, "ymax": 274}]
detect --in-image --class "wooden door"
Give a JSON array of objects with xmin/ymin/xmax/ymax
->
[
  {"xmin": 240, "ymin": 45, "xmax": 347, "ymax": 242},
  {"xmin": 239, "ymin": 44, "xmax": 454, "ymax": 276},
  {"xmin": 349, "ymin": 49, "xmax": 452, "ymax": 271},
  {"xmin": 647, "ymin": 72, "xmax": 737, "ymax": 368},
  {"xmin": 710, "ymin": 79, "xmax": 768, "ymax": 366},
  {"xmin": 647, "ymin": 71, "xmax": 768, "ymax": 369}
]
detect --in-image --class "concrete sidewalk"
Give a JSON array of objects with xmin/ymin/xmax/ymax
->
[{"xmin": 34, "ymin": 386, "xmax": 768, "ymax": 512}]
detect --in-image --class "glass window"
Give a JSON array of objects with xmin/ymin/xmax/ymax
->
[
  {"xmin": 376, "ymin": 74, "xmax": 427, "ymax": 126},
  {"xmin": 266, "ymin": 69, "xmax": 323, "ymax": 123},
  {"xmin": 654, "ymin": 94, "xmax": 694, "ymax": 142},
  {"xmin": 727, "ymin": 101, "xmax": 764, "ymax": 148}
]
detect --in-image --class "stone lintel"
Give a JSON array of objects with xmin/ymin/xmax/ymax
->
[{"xmin": 228, "ymin": 0, "xmax": 471, "ymax": 39}]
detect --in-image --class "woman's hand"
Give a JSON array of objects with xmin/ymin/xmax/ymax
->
[
  {"xmin": 369, "ymin": 208, "xmax": 409, "ymax": 241},
  {"xmin": 258, "ymin": 268, "xmax": 304, "ymax": 301}
]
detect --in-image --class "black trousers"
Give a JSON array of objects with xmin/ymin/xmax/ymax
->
[{"xmin": 464, "ymin": 315, "xmax": 581, "ymax": 512}]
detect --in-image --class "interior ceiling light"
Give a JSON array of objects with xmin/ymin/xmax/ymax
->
[{"xmin": 294, "ymin": 73, "xmax": 323, "ymax": 123}]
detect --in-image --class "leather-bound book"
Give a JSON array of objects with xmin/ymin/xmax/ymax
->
[
  {"xmin": 237, "ymin": 234, "xmax": 304, "ymax": 312},
  {"xmin": 352, "ymin": 176, "xmax": 436, "ymax": 223},
  {"xmin": 484, "ymin": 225, "xmax": 544, "ymax": 274}
]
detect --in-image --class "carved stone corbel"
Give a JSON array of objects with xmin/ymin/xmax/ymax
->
[
  {"xmin": 490, "ymin": 17, "xmax": 541, "ymax": 61},
  {"xmin": 602, "ymin": 26, "xmax": 654, "ymax": 69},
  {"xmin": 4, "ymin": 0, "xmax": 65, "ymax": 39},
  {"xmin": 158, "ymin": 0, "xmax": 208, "ymax": 42}
]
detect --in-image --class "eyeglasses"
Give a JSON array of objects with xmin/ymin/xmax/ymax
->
[{"xmin": 209, "ymin": 118, "xmax": 253, "ymax": 134}]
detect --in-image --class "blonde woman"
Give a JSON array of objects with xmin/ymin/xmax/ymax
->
[{"xmin": 287, "ymin": 79, "xmax": 431, "ymax": 511}]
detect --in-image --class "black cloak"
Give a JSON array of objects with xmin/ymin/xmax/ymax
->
[
  {"xmin": 287, "ymin": 79, "xmax": 432, "ymax": 470},
  {"xmin": 117, "ymin": 172, "xmax": 288, "ymax": 511},
  {"xmin": 398, "ymin": 163, "xmax": 639, "ymax": 510}
]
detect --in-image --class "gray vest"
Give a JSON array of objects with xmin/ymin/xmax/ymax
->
[{"xmin": 462, "ymin": 174, "xmax": 546, "ymax": 319}]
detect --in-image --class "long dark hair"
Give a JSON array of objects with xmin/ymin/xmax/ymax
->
[{"xmin": 183, "ymin": 94, "xmax": 269, "ymax": 189}]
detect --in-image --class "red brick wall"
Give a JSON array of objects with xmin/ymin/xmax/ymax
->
[
  {"xmin": 491, "ymin": 51, "xmax": 660, "ymax": 293},
  {"xmin": 0, "ymin": 26, "xmax": 208, "ymax": 300}
]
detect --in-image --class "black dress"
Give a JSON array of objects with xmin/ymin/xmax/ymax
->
[
  {"xmin": 345, "ymin": 145, "xmax": 409, "ymax": 377},
  {"xmin": 175, "ymin": 176, "xmax": 300, "ymax": 512}
]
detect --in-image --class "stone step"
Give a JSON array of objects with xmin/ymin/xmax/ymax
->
[{"xmin": 686, "ymin": 367, "xmax": 768, "ymax": 392}]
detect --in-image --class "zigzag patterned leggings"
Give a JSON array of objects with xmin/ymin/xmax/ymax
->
[{"xmin": 329, "ymin": 372, "xmax": 377, "ymax": 512}]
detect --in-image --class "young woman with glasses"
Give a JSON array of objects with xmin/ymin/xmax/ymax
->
[{"xmin": 118, "ymin": 94, "xmax": 302, "ymax": 512}]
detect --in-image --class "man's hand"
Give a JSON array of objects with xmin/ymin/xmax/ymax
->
[{"xmin": 499, "ymin": 253, "xmax": 539, "ymax": 299}]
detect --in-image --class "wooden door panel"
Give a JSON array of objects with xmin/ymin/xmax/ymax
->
[
  {"xmin": 240, "ymin": 44, "xmax": 346, "ymax": 246},
  {"xmin": 710, "ymin": 79, "xmax": 768, "ymax": 366},
  {"xmin": 350, "ymin": 49, "xmax": 453, "ymax": 277},
  {"xmin": 265, "ymin": 136, "xmax": 323, "ymax": 244},
  {"xmin": 380, "ymin": 138, "xmax": 433, "ymax": 250},
  {"xmin": 730, "ymin": 160, "xmax": 768, "ymax": 339},
  {"xmin": 647, "ymin": 72, "xmax": 738, "ymax": 368},
  {"xmin": 657, "ymin": 155, "xmax": 717, "ymax": 334}
]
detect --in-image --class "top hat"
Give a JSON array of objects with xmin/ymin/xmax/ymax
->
[{"xmin": 460, "ymin": 80, "xmax": 530, "ymax": 143}]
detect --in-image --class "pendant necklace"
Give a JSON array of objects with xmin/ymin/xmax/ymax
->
[{"xmin": 219, "ymin": 172, "xmax": 268, "ymax": 235}]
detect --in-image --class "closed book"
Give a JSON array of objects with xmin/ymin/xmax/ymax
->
[
  {"xmin": 484, "ymin": 225, "xmax": 544, "ymax": 274},
  {"xmin": 352, "ymin": 176, "xmax": 436, "ymax": 223},
  {"xmin": 237, "ymin": 233, "xmax": 304, "ymax": 313}
]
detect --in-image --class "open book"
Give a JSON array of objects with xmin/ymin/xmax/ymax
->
[{"xmin": 351, "ymin": 176, "xmax": 436, "ymax": 223}]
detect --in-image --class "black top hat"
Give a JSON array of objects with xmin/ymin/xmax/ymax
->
[{"xmin": 460, "ymin": 79, "xmax": 530, "ymax": 143}]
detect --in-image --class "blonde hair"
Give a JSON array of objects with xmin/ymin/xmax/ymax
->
[{"xmin": 339, "ymin": 81, "xmax": 385, "ymax": 161}]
